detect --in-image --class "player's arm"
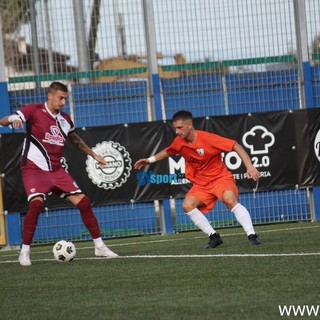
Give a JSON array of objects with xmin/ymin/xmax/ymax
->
[
  {"xmin": 134, "ymin": 149, "xmax": 170, "ymax": 170},
  {"xmin": 0, "ymin": 114, "xmax": 24, "ymax": 129},
  {"xmin": 233, "ymin": 142, "xmax": 260, "ymax": 181},
  {"xmin": 68, "ymin": 131, "xmax": 106, "ymax": 167}
]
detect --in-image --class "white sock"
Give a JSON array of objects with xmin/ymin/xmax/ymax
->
[
  {"xmin": 21, "ymin": 244, "xmax": 30, "ymax": 252},
  {"xmin": 93, "ymin": 237, "xmax": 104, "ymax": 248},
  {"xmin": 186, "ymin": 208, "xmax": 216, "ymax": 236},
  {"xmin": 231, "ymin": 203, "xmax": 255, "ymax": 236}
]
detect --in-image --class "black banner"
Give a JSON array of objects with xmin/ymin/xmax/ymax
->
[{"xmin": 2, "ymin": 109, "xmax": 320, "ymax": 212}]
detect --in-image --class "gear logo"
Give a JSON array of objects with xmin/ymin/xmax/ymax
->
[{"xmin": 86, "ymin": 141, "xmax": 132, "ymax": 189}]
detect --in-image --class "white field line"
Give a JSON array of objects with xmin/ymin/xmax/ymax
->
[
  {"xmin": 1, "ymin": 252, "xmax": 320, "ymax": 265},
  {"xmin": 0, "ymin": 224, "xmax": 319, "ymax": 264}
]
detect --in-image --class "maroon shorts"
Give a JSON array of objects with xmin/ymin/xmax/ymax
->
[{"xmin": 21, "ymin": 166, "xmax": 82, "ymax": 201}]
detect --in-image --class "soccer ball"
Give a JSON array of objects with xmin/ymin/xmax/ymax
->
[{"xmin": 53, "ymin": 240, "xmax": 76, "ymax": 262}]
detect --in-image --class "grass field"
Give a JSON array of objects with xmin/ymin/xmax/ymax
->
[{"xmin": 1, "ymin": 221, "xmax": 320, "ymax": 320}]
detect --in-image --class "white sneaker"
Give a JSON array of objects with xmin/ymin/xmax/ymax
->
[
  {"xmin": 95, "ymin": 244, "xmax": 119, "ymax": 258},
  {"xmin": 19, "ymin": 251, "xmax": 32, "ymax": 266}
]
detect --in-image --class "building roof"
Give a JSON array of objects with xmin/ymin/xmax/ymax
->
[{"xmin": 4, "ymin": 36, "xmax": 78, "ymax": 74}]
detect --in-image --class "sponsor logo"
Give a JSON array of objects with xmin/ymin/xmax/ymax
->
[
  {"xmin": 314, "ymin": 129, "xmax": 320, "ymax": 162},
  {"xmin": 43, "ymin": 125, "xmax": 64, "ymax": 145},
  {"xmin": 242, "ymin": 125, "xmax": 275, "ymax": 155},
  {"xmin": 86, "ymin": 141, "xmax": 132, "ymax": 189},
  {"xmin": 196, "ymin": 148, "xmax": 204, "ymax": 156},
  {"xmin": 136, "ymin": 157, "xmax": 190, "ymax": 186},
  {"xmin": 136, "ymin": 171, "xmax": 188, "ymax": 186}
]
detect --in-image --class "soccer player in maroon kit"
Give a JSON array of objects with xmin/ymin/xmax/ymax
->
[{"xmin": 0, "ymin": 82, "xmax": 118, "ymax": 266}]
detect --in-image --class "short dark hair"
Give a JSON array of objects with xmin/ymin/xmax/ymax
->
[
  {"xmin": 48, "ymin": 82, "xmax": 68, "ymax": 93},
  {"xmin": 172, "ymin": 110, "xmax": 193, "ymax": 121}
]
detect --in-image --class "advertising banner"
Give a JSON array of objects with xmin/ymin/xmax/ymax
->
[{"xmin": 1, "ymin": 109, "xmax": 320, "ymax": 212}]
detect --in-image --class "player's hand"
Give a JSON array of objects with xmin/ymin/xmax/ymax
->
[
  {"xmin": 134, "ymin": 158, "xmax": 150, "ymax": 170},
  {"xmin": 11, "ymin": 119, "xmax": 23, "ymax": 129},
  {"xmin": 93, "ymin": 154, "xmax": 107, "ymax": 168},
  {"xmin": 7, "ymin": 115, "xmax": 24, "ymax": 129},
  {"xmin": 247, "ymin": 165, "xmax": 260, "ymax": 181}
]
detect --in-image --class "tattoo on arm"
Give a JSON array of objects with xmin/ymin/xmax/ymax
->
[{"xmin": 69, "ymin": 132, "xmax": 91, "ymax": 154}]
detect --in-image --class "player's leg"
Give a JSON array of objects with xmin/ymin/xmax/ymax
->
[
  {"xmin": 66, "ymin": 192, "xmax": 118, "ymax": 258},
  {"xmin": 183, "ymin": 196, "xmax": 216, "ymax": 235},
  {"xmin": 22, "ymin": 197, "xmax": 44, "ymax": 246},
  {"xmin": 183, "ymin": 188, "xmax": 223, "ymax": 249},
  {"xmin": 54, "ymin": 168, "xmax": 118, "ymax": 257},
  {"xmin": 220, "ymin": 181, "xmax": 261, "ymax": 245},
  {"xmin": 68, "ymin": 194, "xmax": 100, "ymax": 238},
  {"xmin": 19, "ymin": 196, "xmax": 44, "ymax": 266},
  {"xmin": 19, "ymin": 167, "xmax": 51, "ymax": 266},
  {"xmin": 53, "ymin": 168, "xmax": 102, "ymax": 242}
]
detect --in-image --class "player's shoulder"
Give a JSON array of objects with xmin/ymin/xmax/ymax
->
[
  {"xmin": 197, "ymin": 130, "xmax": 226, "ymax": 142},
  {"xmin": 59, "ymin": 110, "xmax": 72, "ymax": 120},
  {"xmin": 23, "ymin": 103, "xmax": 44, "ymax": 109},
  {"xmin": 59, "ymin": 110, "xmax": 69, "ymax": 117},
  {"xmin": 169, "ymin": 135, "xmax": 184, "ymax": 148},
  {"xmin": 58, "ymin": 111, "xmax": 73, "ymax": 127},
  {"xmin": 197, "ymin": 130, "xmax": 214, "ymax": 137},
  {"xmin": 19, "ymin": 103, "xmax": 45, "ymax": 114}
]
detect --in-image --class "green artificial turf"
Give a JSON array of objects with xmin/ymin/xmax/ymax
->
[{"xmin": 0, "ymin": 222, "xmax": 319, "ymax": 320}]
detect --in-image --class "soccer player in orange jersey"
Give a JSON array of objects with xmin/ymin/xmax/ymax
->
[{"xmin": 134, "ymin": 110, "xmax": 261, "ymax": 248}]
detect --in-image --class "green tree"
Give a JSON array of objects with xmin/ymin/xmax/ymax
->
[
  {"xmin": 311, "ymin": 34, "xmax": 320, "ymax": 65},
  {"xmin": 0, "ymin": 0, "xmax": 33, "ymax": 35}
]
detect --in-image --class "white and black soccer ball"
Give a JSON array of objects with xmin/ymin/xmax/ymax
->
[{"xmin": 53, "ymin": 240, "xmax": 76, "ymax": 262}]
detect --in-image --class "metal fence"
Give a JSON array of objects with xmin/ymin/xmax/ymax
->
[{"xmin": 1, "ymin": 0, "xmax": 320, "ymax": 244}]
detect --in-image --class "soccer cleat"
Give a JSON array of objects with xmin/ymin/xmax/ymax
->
[
  {"xmin": 95, "ymin": 244, "xmax": 119, "ymax": 258},
  {"xmin": 18, "ymin": 251, "xmax": 32, "ymax": 266},
  {"xmin": 205, "ymin": 232, "xmax": 223, "ymax": 249},
  {"xmin": 248, "ymin": 234, "xmax": 261, "ymax": 245}
]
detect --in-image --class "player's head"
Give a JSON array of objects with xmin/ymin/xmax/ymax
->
[
  {"xmin": 47, "ymin": 82, "xmax": 68, "ymax": 113},
  {"xmin": 172, "ymin": 110, "xmax": 193, "ymax": 122},
  {"xmin": 172, "ymin": 110, "xmax": 194, "ymax": 140},
  {"xmin": 48, "ymin": 81, "xmax": 68, "ymax": 94}
]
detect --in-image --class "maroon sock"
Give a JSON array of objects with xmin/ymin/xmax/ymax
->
[
  {"xmin": 76, "ymin": 196, "xmax": 101, "ymax": 239},
  {"xmin": 23, "ymin": 199, "xmax": 43, "ymax": 245}
]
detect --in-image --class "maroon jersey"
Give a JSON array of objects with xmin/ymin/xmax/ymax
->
[{"xmin": 16, "ymin": 103, "xmax": 75, "ymax": 171}]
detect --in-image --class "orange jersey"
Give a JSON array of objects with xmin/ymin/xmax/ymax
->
[{"xmin": 166, "ymin": 130, "xmax": 236, "ymax": 187}]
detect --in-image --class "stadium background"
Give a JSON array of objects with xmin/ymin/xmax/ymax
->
[{"xmin": 0, "ymin": 0, "xmax": 320, "ymax": 246}]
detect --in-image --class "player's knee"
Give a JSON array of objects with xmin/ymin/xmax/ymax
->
[
  {"xmin": 182, "ymin": 201, "xmax": 196, "ymax": 213},
  {"xmin": 76, "ymin": 195, "xmax": 92, "ymax": 210},
  {"xmin": 222, "ymin": 190, "xmax": 237, "ymax": 209},
  {"xmin": 29, "ymin": 198, "xmax": 43, "ymax": 211}
]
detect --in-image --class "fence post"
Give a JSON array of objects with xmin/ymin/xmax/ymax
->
[
  {"xmin": 294, "ymin": 0, "xmax": 319, "ymax": 221},
  {"xmin": 0, "ymin": 14, "xmax": 11, "ymax": 133},
  {"xmin": 143, "ymin": 0, "xmax": 173, "ymax": 234},
  {"xmin": 0, "ymin": 13, "xmax": 12, "ymax": 246}
]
